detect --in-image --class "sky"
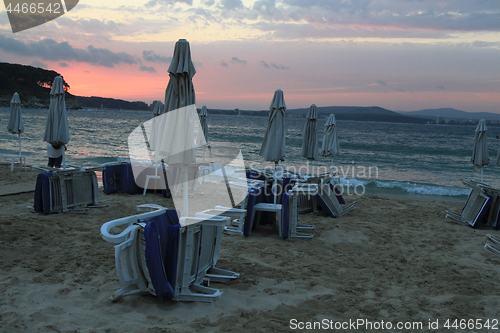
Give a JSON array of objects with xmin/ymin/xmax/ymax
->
[{"xmin": 1, "ymin": 0, "xmax": 500, "ymax": 113}]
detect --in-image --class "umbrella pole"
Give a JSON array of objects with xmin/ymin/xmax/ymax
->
[
  {"xmin": 183, "ymin": 169, "xmax": 188, "ymax": 217},
  {"xmin": 18, "ymin": 133, "xmax": 21, "ymax": 156},
  {"xmin": 62, "ymin": 149, "xmax": 66, "ymax": 170},
  {"xmin": 481, "ymin": 168, "xmax": 484, "ymax": 182}
]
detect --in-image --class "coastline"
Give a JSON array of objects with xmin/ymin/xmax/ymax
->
[{"xmin": 1, "ymin": 165, "xmax": 500, "ymax": 332}]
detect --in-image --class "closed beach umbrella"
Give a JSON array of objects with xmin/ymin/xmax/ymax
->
[
  {"xmin": 44, "ymin": 76, "xmax": 70, "ymax": 145},
  {"xmin": 321, "ymin": 114, "xmax": 340, "ymax": 168},
  {"xmin": 471, "ymin": 119, "xmax": 488, "ymax": 181},
  {"xmin": 7, "ymin": 92, "xmax": 24, "ymax": 155},
  {"xmin": 149, "ymin": 100, "xmax": 164, "ymax": 150},
  {"xmin": 198, "ymin": 105, "xmax": 208, "ymax": 144},
  {"xmin": 43, "ymin": 76, "xmax": 70, "ymax": 168},
  {"xmin": 301, "ymin": 104, "xmax": 318, "ymax": 161},
  {"xmin": 154, "ymin": 39, "xmax": 197, "ymax": 216},
  {"xmin": 259, "ymin": 89, "xmax": 286, "ymax": 166},
  {"xmin": 152, "ymin": 100, "xmax": 164, "ymax": 116}
]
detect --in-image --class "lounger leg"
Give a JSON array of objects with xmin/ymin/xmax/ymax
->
[
  {"xmin": 205, "ymin": 267, "xmax": 240, "ymax": 282},
  {"xmin": 110, "ymin": 285, "xmax": 148, "ymax": 302}
]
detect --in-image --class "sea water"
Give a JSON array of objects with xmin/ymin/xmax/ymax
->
[{"xmin": 1, "ymin": 107, "xmax": 499, "ymax": 198}]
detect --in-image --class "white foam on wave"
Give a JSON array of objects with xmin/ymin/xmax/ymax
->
[{"xmin": 337, "ymin": 178, "xmax": 469, "ymax": 196}]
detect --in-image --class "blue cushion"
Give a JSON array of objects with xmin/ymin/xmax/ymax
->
[
  {"xmin": 144, "ymin": 210, "xmax": 180, "ymax": 301},
  {"xmin": 244, "ymin": 188, "xmax": 261, "ymax": 236},
  {"xmin": 281, "ymin": 192, "xmax": 290, "ymax": 239},
  {"xmin": 329, "ymin": 183, "xmax": 345, "ymax": 204},
  {"xmin": 315, "ymin": 193, "xmax": 336, "ymax": 218},
  {"xmin": 34, "ymin": 173, "xmax": 54, "ymax": 215}
]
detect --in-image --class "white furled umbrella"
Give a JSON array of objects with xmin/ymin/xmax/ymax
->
[
  {"xmin": 198, "ymin": 105, "xmax": 208, "ymax": 144},
  {"xmin": 154, "ymin": 39, "xmax": 197, "ymax": 216},
  {"xmin": 7, "ymin": 92, "xmax": 24, "ymax": 156},
  {"xmin": 471, "ymin": 119, "xmax": 488, "ymax": 181},
  {"xmin": 321, "ymin": 114, "xmax": 340, "ymax": 169},
  {"xmin": 301, "ymin": 104, "xmax": 318, "ymax": 173},
  {"xmin": 259, "ymin": 89, "xmax": 286, "ymax": 167},
  {"xmin": 152, "ymin": 100, "xmax": 164, "ymax": 116},
  {"xmin": 43, "ymin": 76, "xmax": 70, "ymax": 169},
  {"xmin": 196, "ymin": 105, "xmax": 209, "ymax": 165},
  {"xmin": 148, "ymin": 100, "xmax": 164, "ymax": 151}
]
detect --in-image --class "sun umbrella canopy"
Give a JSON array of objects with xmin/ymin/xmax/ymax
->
[
  {"xmin": 259, "ymin": 89, "xmax": 286, "ymax": 163},
  {"xmin": 301, "ymin": 104, "xmax": 318, "ymax": 160},
  {"xmin": 43, "ymin": 76, "xmax": 70, "ymax": 145},
  {"xmin": 198, "ymin": 105, "xmax": 208, "ymax": 144},
  {"xmin": 152, "ymin": 100, "xmax": 164, "ymax": 116},
  {"xmin": 8, "ymin": 92, "xmax": 23, "ymax": 135},
  {"xmin": 321, "ymin": 114, "xmax": 340, "ymax": 157},
  {"xmin": 153, "ymin": 39, "xmax": 197, "ymax": 166},
  {"xmin": 471, "ymin": 119, "xmax": 488, "ymax": 171}
]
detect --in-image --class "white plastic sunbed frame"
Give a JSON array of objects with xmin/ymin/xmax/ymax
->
[
  {"xmin": 314, "ymin": 183, "xmax": 357, "ymax": 217},
  {"xmin": 101, "ymin": 204, "xmax": 239, "ymax": 302},
  {"xmin": 484, "ymin": 234, "xmax": 500, "ymax": 256},
  {"xmin": 446, "ymin": 179, "xmax": 491, "ymax": 228}
]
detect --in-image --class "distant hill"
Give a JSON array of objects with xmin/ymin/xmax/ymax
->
[
  {"xmin": 397, "ymin": 108, "xmax": 500, "ymax": 121},
  {"xmin": 203, "ymin": 106, "xmax": 429, "ymax": 124},
  {"xmin": 77, "ymin": 96, "xmax": 149, "ymax": 111},
  {"xmin": 0, "ymin": 62, "xmax": 79, "ymax": 108}
]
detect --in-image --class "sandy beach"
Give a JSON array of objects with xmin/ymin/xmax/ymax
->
[{"xmin": 1, "ymin": 164, "xmax": 500, "ymax": 332}]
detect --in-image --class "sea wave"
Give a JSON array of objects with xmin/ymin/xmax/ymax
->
[{"xmin": 337, "ymin": 178, "xmax": 469, "ymax": 197}]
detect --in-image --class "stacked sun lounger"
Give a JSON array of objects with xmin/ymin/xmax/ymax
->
[
  {"xmin": 101, "ymin": 204, "xmax": 239, "ymax": 302},
  {"xmin": 34, "ymin": 169, "xmax": 100, "ymax": 214},
  {"xmin": 446, "ymin": 179, "xmax": 494, "ymax": 228},
  {"xmin": 484, "ymin": 234, "xmax": 500, "ymax": 256}
]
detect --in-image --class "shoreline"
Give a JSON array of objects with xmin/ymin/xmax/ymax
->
[{"xmin": 0, "ymin": 163, "xmax": 472, "ymax": 201}]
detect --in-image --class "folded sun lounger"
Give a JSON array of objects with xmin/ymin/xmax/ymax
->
[
  {"xmin": 34, "ymin": 170, "xmax": 99, "ymax": 214},
  {"xmin": 484, "ymin": 234, "xmax": 500, "ymax": 256},
  {"xmin": 307, "ymin": 183, "xmax": 356, "ymax": 218},
  {"xmin": 446, "ymin": 179, "xmax": 492, "ymax": 228},
  {"xmin": 101, "ymin": 204, "xmax": 239, "ymax": 302}
]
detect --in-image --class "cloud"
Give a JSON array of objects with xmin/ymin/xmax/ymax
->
[
  {"xmin": 146, "ymin": 0, "xmax": 193, "ymax": 7},
  {"xmin": 143, "ymin": 50, "xmax": 171, "ymax": 63},
  {"xmin": 220, "ymin": 0, "xmax": 243, "ymax": 10},
  {"xmin": 260, "ymin": 60, "xmax": 289, "ymax": 70},
  {"xmin": 139, "ymin": 65, "xmax": 157, "ymax": 72},
  {"xmin": 59, "ymin": 62, "xmax": 70, "ymax": 67},
  {"xmin": 220, "ymin": 61, "xmax": 228, "ymax": 67},
  {"xmin": 376, "ymin": 80, "xmax": 388, "ymax": 86},
  {"xmin": 247, "ymin": 0, "xmax": 500, "ymax": 38},
  {"xmin": 231, "ymin": 57, "xmax": 246, "ymax": 64},
  {"xmin": 30, "ymin": 60, "xmax": 48, "ymax": 69},
  {"xmin": 0, "ymin": 36, "xmax": 138, "ymax": 68}
]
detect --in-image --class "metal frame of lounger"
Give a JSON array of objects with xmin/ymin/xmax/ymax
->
[
  {"xmin": 195, "ymin": 206, "xmax": 247, "ymax": 236},
  {"xmin": 314, "ymin": 183, "xmax": 357, "ymax": 217},
  {"xmin": 470, "ymin": 180, "xmax": 500, "ymax": 228},
  {"xmin": 484, "ymin": 234, "xmax": 500, "ymax": 256},
  {"xmin": 446, "ymin": 179, "xmax": 491, "ymax": 228},
  {"xmin": 284, "ymin": 186, "xmax": 317, "ymax": 239},
  {"xmin": 101, "ymin": 204, "xmax": 239, "ymax": 302},
  {"xmin": 294, "ymin": 175, "xmax": 336, "ymax": 214},
  {"xmin": 36, "ymin": 171, "xmax": 99, "ymax": 214}
]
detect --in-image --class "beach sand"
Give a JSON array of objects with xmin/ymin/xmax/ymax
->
[{"xmin": 1, "ymin": 164, "xmax": 500, "ymax": 332}]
